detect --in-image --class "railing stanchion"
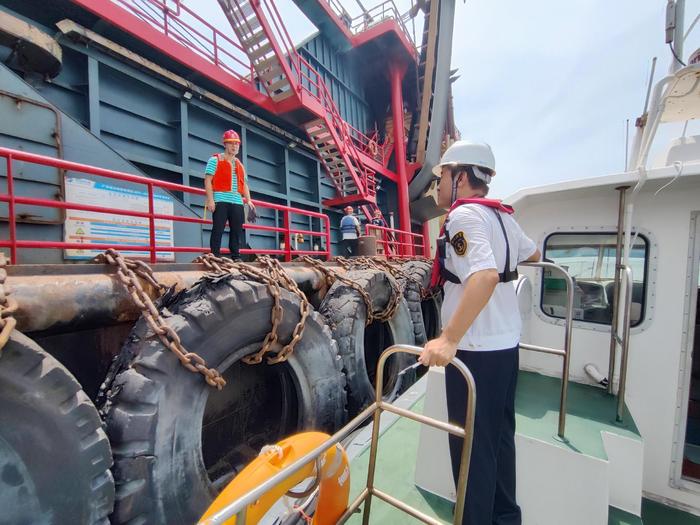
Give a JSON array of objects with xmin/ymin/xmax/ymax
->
[
  {"xmin": 519, "ymin": 261, "xmax": 576, "ymax": 439},
  {"xmin": 324, "ymin": 215, "xmax": 331, "ymax": 261},
  {"xmin": 6, "ymin": 155, "xmax": 16, "ymax": 264},
  {"xmin": 608, "ymin": 186, "xmax": 630, "ymax": 394},
  {"xmin": 147, "ymin": 183, "xmax": 157, "ymax": 263},
  {"xmin": 616, "ymin": 266, "xmax": 634, "ymax": 422},
  {"xmin": 200, "ymin": 345, "xmax": 475, "ymax": 525},
  {"xmin": 283, "ymin": 209, "xmax": 291, "ymax": 262}
]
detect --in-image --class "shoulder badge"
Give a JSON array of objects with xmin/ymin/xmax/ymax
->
[{"xmin": 450, "ymin": 231, "xmax": 467, "ymax": 256}]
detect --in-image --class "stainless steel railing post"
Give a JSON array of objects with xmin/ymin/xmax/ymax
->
[
  {"xmin": 616, "ymin": 266, "xmax": 634, "ymax": 422},
  {"xmin": 519, "ymin": 261, "xmax": 575, "ymax": 439},
  {"xmin": 608, "ymin": 186, "xmax": 630, "ymax": 394},
  {"xmin": 352, "ymin": 344, "xmax": 476, "ymax": 525},
  {"xmin": 200, "ymin": 345, "xmax": 477, "ymax": 525}
]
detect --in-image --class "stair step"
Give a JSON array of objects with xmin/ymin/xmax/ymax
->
[
  {"xmin": 266, "ymin": 76, "xmax": 290, "ymax": 93},
  {"xmin": 270, "ymin": 89, "xmax": 295, "ymax": 102},
  {"xmin": 240, "ymin": 30, "xmax": 267, "ymax": 48},
  {"xmin": 258, "ymin": 66, "xmax": 285, "ymax": 83},
  {"xmin": 237, "ymin": 16, "xmax": 261, "ymax": 35},
  {"xmin": 255, "ymin": 55, "xmax": 280, "ymax": 71},
  {"xmin": 249, "ymin": 42, "xmax": 273, "ymax": 62},
  {"xmin": 236, "ymin": 1, "xmax": 256, "ymax": 21},
  {"xmin": 317, "ymin": 143, "xmax": 338, "ymax": 153}
]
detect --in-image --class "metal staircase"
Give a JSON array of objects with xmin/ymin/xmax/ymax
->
[
  {"xmin": 218, "ymin": 0, "xmax": 296, "ymax": 102},
  {"xmin": 219, "ymin": 0, "xmax": 377, "ymax": 207}
]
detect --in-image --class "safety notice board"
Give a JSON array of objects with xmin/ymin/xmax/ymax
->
[{"xmin": 64, "ymin": 178, "xmax": 175, "ymax": 261}]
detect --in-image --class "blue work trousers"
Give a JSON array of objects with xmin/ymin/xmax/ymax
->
[{"xmin": 445, "ymin": 346, "xmax": 521, "ymax": 525}]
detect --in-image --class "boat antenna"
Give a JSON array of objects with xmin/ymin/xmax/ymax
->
[
  {"xmin": 625, "ymin": 119, "xmax": 629, "ymax": 171},
  {"xmin": 642, "ymin": 57, "xmax": 657, "ymax": 117},
  {"xmin": 666, "ymin": 0, "xmax": 687, "ymax": 71},
  {"xmin": 629, "ymin": 57, "xmax": 657, "ymax": 166}
]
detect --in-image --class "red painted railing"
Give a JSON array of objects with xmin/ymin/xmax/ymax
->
[
  {"xmin": 0, "ymin": 148, "xmax": 331, "ymax": 264},
  {"xmin": 346, "ymin": 124, "xmax": 392, "ymax": 166},
  {"xmin": 320, "ymin": 0, "xmax": 417, "ymax": 48},
  {"xmin": 366, "ymin": 224, "xmax": 423, "ymax": 258},
  {"xmin": 111, "ymin": 0, "xmax": 255, "ymax": 82}
]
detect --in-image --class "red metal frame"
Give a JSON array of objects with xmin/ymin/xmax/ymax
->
[
  {"xmin": 314, "ymin": 0, "xmax": 417, "ymax": 60},
  {"xmin": 389, "ymin": 61, "xmax": 412, "ymax": 255},
  {"xmin": 365, "ymin": 224, "xmax": 424, "ymax": 258},
  {"xmin": 0, "ymin": 148, "xmax": 331, "ymax": 264},
  {"xmin": 65, "ymin": 0, "xmax": 411, "ymax": 224},
  {"xmin": 69, "ymin": 0, "xmax": 273, "ymax": 111}
]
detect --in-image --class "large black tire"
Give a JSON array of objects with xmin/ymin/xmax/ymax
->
[
  {"xmin": 102, "ymin": 274, "xmax": 347, "ymax": 525},
  {"xmin": 399, "ymin": 260, "xmax": 443, "ymax": 345},
  {"xmin": 319, "ymin": 269, "xmax": 416, "ymax": 417},
  {"xmin": 0, "ymin": 330, "xmax": 114, "ymax": 525}
]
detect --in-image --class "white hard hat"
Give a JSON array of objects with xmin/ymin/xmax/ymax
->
[{"xmin": 432, "ymin": 140, "xmax": 496, "ymax": 183}]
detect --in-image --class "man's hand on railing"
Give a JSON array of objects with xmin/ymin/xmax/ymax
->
[{"xmin": 418, "ymin": 334, "xmax": 457, "ymax": 367}]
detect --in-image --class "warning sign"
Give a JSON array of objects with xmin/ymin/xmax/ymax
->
[{"xmin": 64, "ymin": 178, "xmax": 175, "ymax": 261}]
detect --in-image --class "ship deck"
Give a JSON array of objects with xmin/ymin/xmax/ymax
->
[{"xmin": 345, "ymin": 371, "xmax": 700, "ymax": 524}]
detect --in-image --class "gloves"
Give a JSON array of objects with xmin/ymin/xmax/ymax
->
[{"xmin": 247, "ymin": 206, "xmax": 257, "ymax": 223}]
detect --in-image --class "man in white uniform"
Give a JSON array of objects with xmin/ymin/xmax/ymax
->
[{"xmin": 420, "ymin": 140, "xmax": 540, "ymax": 525}]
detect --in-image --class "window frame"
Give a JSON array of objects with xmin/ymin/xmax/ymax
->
[{"xmin": 540, "ymin": 230, "xmax": 651, "ymax": 328}]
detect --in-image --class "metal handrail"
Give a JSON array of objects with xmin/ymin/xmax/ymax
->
[
  {"xmin": 519, "ymin": 261, "xmax": 575, "ymax": 438},
  {"xmin": 0, "ymin": 147, "xmax": 332, "ymax": 263},
  {"xmin": 365, "ymin": 224, "xmax": 424, "ymax": 258},
  {"xmin": 199, "ymin": 345, "xmax": 476, "ymax": 525},
  {"xmin": 615, "ymin": 265, "xmax": 634, "ymax": 422},
  {"xmin": 111, "ymin": 0, "xmax": 253, "ymax": 80},
  {"xmin": 607, "ymin": 186, "xmax": 629, "ymax": 394}
]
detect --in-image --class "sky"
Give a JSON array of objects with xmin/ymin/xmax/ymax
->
[
  {"xmin": 447, "ymin": 0, "xmax": 700, "ymax": 198},
  {"xmin": 195, "ymin": 0, "xmax": 700, "ymax": 198}
]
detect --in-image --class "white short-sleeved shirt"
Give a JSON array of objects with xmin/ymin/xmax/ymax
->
[{"xmin": 441, "ymin": 203, "xmax": 537, "ymax": 351}]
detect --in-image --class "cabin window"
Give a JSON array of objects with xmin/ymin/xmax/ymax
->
[{"xmin": 541, "ymin": 233, "xmax": 649, "ymax": 326}]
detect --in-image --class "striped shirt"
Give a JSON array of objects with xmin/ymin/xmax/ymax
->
[{"xmin": 205, "ymin": 155, "xmax": 247, "ymax": 205}]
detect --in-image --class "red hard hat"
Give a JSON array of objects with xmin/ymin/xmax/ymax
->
[{"xmin": 222, "ymin": 129, "xmax": 241, "ymax": 143}]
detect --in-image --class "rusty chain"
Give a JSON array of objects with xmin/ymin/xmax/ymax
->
[
  {"xmin": 0, "ymin": 254, "xmax": 18, "ymax": 356},
  {"xmin": 94, "ymin": 249, "xmax": 226, "ymax": 389},
  {"xmin": 296, "ymin": 255, "xmax": 400, "ymax": 324},
  {"xmin": 193, "ymin": 254, "xmax": 310, "ymax": 365}
]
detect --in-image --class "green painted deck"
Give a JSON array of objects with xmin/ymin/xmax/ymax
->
[
  {"xmin": 639, "ymin": 499, "xmax": 700, "ymax": 525},
  {"xmin": 608, "ymin": 500, "xmax": 700, "ymax": 525},
  {"xmin": 346, "ymin": 370, "xmax": 648, "ymax": 523},
  {"xmin": 609, "ymin": 506, "xmax": 644, "ymax": 525},
  {"xmin": 515, "ymin": 370, "xmax": 640, "ymax": 459}
]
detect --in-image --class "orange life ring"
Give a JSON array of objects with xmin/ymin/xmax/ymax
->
[
  {"xmin": 367, "ymin": 139, "xmax": 379, "ymax": 158},
  {"xmin": 199, "ymin": 432, "xmax": 349, "ymax": 525}
]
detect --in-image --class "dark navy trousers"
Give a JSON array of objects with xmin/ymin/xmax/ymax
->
[{"xmin": 445, "ymin": 346, "xmax": 521, "ymax": 525}]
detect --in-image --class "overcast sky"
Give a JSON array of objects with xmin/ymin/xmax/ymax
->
[{"xmin": 199, "ymin": 0, "xmax": 700, "ymax": 198}]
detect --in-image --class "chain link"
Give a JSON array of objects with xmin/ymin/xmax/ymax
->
[
  {"xmin": 297, "ymin": 255, "xmax": 400, "ymax": 324},
  {"xmin": 193, "ymin": 254, "xmax": 310, "ymax": 365},
  {"xmin": 0, "ymin": 254, "xmax": 17, "ymax": 356},
  {"xmin": 344, "ymin": 256, "xmax": 437, "ymax": 299},
  {"xmin": 94, "ymin": 249, "xmax": 226, "ymax": 389}
]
